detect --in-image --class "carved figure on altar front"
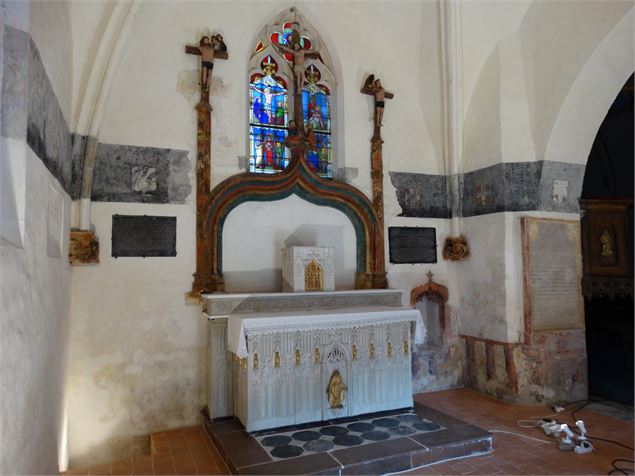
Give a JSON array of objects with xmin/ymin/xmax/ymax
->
[{"xmin": 326, "ymin": 370, "xmax": 347, "ymax": 409}]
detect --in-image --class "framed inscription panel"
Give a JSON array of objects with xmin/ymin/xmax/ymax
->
[
  {"xmin": 521, "ymin": 217, "xmax": 583, "ymax": 334},
  {"xmin": 111, "ymin": 215, "xmax": 177, "ymax": 258},
  {"xmin": 388, "ymin": 227, "xmax": 437, "ymax": 264}
]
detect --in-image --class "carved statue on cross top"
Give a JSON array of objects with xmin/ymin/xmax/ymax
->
[
  {"xmin": 362, "ymin": 74, "xmax": 393, "ymax": 129},
  {"xmin": 198, "ymin": 34, "xmax": 227, "ymax": 91}
]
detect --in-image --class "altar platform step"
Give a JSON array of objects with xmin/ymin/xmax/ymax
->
[{"xmin": 202, "ymin": 402, "xmax": 492, "ymax": 475}]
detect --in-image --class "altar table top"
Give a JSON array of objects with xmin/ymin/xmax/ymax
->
[{"xmin": 223, "ymin": 306, "xmax": 424, "ymax": 358}]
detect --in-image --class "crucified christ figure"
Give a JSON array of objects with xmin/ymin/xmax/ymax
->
[
  {"xmin": 274, "ymin": 32, "xmax": 318, "ymax": 93},
  {"xmin": 199, "ymin": 34, "xmax": 226, "ymax": 91}
]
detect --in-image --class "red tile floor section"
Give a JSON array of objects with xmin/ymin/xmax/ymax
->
[
  {"xmin": 65, "ymin": 388, "xmax": 633, "ymax": 475},
  {"xmin": 408, "ymin": 389, "xmax": 634, "ymax": 475},
  {"xmin": 65, "ymin": 427, "xmax": 229, "ymax": 475}
]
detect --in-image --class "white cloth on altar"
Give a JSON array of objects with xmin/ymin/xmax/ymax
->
[{"xmin": 225, "ymin": 306, "xmax": 425, "ymax": 358}]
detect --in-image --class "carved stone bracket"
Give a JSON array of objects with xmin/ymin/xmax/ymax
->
[
  {"xmin": 69, "ymin": 230, "xmax": 99, "ymax": 265},
  {"xmin": 442, "ymin": 235, "xmax": 470, "ymax": 261}
]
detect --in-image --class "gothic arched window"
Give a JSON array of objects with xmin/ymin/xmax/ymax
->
[{"xmin": 248, "ymin": 11, "xmax": 335, "ymax": 178}]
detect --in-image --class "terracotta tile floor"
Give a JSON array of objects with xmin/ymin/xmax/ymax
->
[
  {"xmin": 65, "ymin": 388, "xmax": 633, "ymax": 475},
  {"xmin": 65, "ymin": 427, "xmax": 229, "ymax": 475},
  {"xmin": 408, "ymin": 389, "xmax": 634, "ymax": 475}
]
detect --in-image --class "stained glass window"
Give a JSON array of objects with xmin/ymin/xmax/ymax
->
[
  {"xmin": 249, "ymin": 56, "xmax": 289, "ymax": 173},
  {"xmin": 249, "ymin": 15, "xmax": 335, "ymax": 178},
  {"xmin": 302, "ymin": 64, "xmax": 332, "ymax": 177}
]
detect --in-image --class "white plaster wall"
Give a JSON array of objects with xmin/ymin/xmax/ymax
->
[
  {"xmin": 0, "ymin": 2, "xmax": 73, "ymax": 473},
  {"xmin": 0, "ymin": 147, "xmax": 72, "ymax": 474},
  {"xmin": 68, "ymin": 0, "xmax": 115, "ymax": 130},
  {"xmin": 29, "ymin": 0, "xmax": 73, "ymax": 122},
  {"xmin": 460, "ymin": 0, "xmax": 531, "ymax": 117},
  {"xmin": 518, "ymin": 0, "xmax": 633, "ymax": 161},
  {"xmin": 223, "ymin": 195, "xmax": 357, "ymax": 292},
  {"xmin": 68, "ymin": 202, "xmax": 203, "ymax": 468},
  {"xmin": 461, "ymin": 0, "xmax": 633, "ymax": 172},
  {"xmin": 544, "ymin": 6, "xmax": 635, "ymax": 165},
  {"xmin": 457, "ymin": 213, "xmax": 509, "ymax": 342}
]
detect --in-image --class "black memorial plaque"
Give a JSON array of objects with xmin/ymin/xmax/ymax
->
[
  {"xmin": 388, "ymin": 227, "xmax": 437, "ymax": 264},
  {"xmin": 112, "ymin": 215, "xmax": 177, "ymax": 258}
]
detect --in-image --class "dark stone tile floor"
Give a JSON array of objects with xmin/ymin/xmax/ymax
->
[
  {"xmin": 203, "ymin": 402, "xmax": 492, "ymax": 475},
  {"xmin": 254, "ymin": 412, "xmax": 442, "ymax": 461}
]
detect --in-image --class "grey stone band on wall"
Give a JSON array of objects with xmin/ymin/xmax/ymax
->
[
  {"xmin": 2, "ymin": 26, "xmax": 77, "ymax": 196},
  {"xmin": 91, "ymin": 142, "xmax": 191, "ymax": 204},
  {"xmin": 391, "ymin": 161, "xmax": 585, "ymax": 218},
  {"xmin": 389, "ymin": 172, "xmax": 451, "ymax": 218}
]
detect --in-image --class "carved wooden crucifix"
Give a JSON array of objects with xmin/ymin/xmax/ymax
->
[
  {"xmin": 361, "ymin": 74, "xmax": 394, "ymax": 137},
  {"xmin": 361, "ymin": 74, "xmax": 393, "ymax": 287},
  {"xmin": 185, "ymin": 34, "xmax": 228, "ymax": 294}
]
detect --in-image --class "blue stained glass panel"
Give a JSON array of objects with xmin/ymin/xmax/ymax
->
[
  {"xmin": 305, "ymin": 132, "xmax": 331, "ymax": 178},
  {"xmin": 249, "ymin": 126, "xmax": 289, "ymax": 174},
  {"xmin": 302, "ymin": 88, "xmax": 330, "ymax": 133},
  {"xmin": 250, "ymin": 75, "xmax": 287, "ymax": 127}
]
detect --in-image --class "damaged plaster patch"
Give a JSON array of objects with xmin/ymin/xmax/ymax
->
[
  {"xmin": 552, "ymin": 180, "xmax": 568, "ymax": 203},
  {"xmin": 176, "ymin": 69, "xmax": 199, "ymax": 102},
  {"xmin": 218, "ymin": 135, "xmax": 233, "ymax": 148},
  {"xmin": 177, "ymin": 69, "xmax": 227, "ymax": 100}
]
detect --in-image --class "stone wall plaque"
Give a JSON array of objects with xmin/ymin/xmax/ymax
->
[
  {"xmin": 111, "ymin": 215, "xmax": 176, "ymax": 258},
  {"xmin": 522, "ymin": 217, "xmax": 583, "ymax": 332},
  {"xmin": 388, "ymin": 227, "xmax": 437, "ymax": 264}
]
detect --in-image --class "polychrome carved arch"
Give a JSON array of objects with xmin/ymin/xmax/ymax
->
[{"xmin": 193, "ymin": 158, "xmax": 387, "ymax": 293}]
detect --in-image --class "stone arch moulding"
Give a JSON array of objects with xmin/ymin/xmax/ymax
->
[{"xmin": 192, "ymin": 157, "xmax": 387, "ymax": 293}]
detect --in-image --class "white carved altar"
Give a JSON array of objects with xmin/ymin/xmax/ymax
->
[{"xmin": 203, "ymin": 290, "xmax": 425, "ymax": 432}]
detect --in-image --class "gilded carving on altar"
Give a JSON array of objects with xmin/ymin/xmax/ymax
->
[
  {"xmin": 305, "ymin": 259, "xmax": 324, "ymax": 291},
  {"xmin": 326, "ymin": 370, "xmax": 347, "ymax": 409},
  {"xmin": 283, "ymin": 246, "xmax": 335, "ymax": 292}
]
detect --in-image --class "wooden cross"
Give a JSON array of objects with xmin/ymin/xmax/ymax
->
[
  {"xmin": 185, "ymin": 34, "xmax": 229, "ymax": 102},
  {"xmin": 185, "ymin": 34, "xmax": 228, "ymax": 294},
  {"xmin": 360, "ymin": 74, "xmax": 394, "ymax": 280}
]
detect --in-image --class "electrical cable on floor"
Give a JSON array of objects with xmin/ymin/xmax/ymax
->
[
  {"xmin": 608, "ymin": 458, "xmax": 634, "ymax": 475},
  {"xmin": 488, "ymin": 429, "xmax": 552, "ymax": 444},
  {"xmin": 587, "ymin": 435, "xmax": 635, "ymax": 451},
  {"xmin": 516, "ymin": 414, "xmax": 558, "ymax": 428},
  {"xmin": 567, "ymin": 400, "xmax": 634, "ymax": 451}
]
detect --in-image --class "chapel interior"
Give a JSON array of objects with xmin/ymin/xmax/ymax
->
[{"xmin": 1, "ymin": 1, "xmax": 634, "ymax": 475}]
